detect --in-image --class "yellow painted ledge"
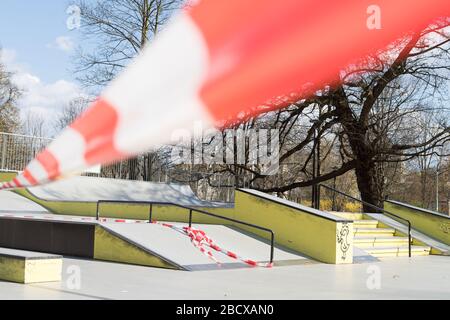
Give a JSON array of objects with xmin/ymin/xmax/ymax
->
[
  {"xmin": 385, "ymin": 201, "xmax": 450, "ymax": 246},
  {"xmin": 0, "ymin": 256, "xmax": 62, "ymax": 284},
  {"xmin": 233, "ymin": 190, "xmax": 353, "ymax": 264}
]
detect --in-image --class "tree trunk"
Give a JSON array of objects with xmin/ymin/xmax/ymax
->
[{"xmin": 354, "ymin": 159, "xmax": 384, "ymax": 213}]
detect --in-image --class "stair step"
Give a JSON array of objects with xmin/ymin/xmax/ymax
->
[
  {"xmin": 365, "ymin": 245, "xmax": 431, "ymax": 257},
  {"xmin": 354, "ymin": 227, "xmax": 395, "ymax": 235},
  {"xmin": 353, "ymin": 220, "xmax": 378, "ymax": 228},
  {"xmin": 354, "ymin": 236, "xmax": 409, "ymax": 248}
]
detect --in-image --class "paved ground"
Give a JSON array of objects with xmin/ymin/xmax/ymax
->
[
  {"xmin": 1, "ymin": 184, "xmax": 449, "ymax": 299},
  {"xmin": 1, "ymin": 255, "xmax": 449, "ymax": 299}
]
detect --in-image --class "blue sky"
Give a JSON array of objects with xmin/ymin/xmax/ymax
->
[
  {"xmin": 0, "ymin": 0, "xmax": 89, "ymax": 130},
  {"xmin": 0, "ymin": 0, "xmax": 79, "ymax": 83}
]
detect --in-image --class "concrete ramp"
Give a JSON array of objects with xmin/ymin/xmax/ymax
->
[
  {"xmin": 98, "ymin": 222, "xmax": 311, "ymax": 271},
  {"xmin": 26, "ymin": 176, "xmax": 229, "ymax": 207},
  {"xmin": 0, "ymin": 190, "xmax": 48, "ymax": 213}
]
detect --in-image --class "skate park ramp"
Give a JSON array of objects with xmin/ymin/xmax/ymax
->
[
  {"xmin": 0, "ymin": 190, "xmax": 48, "ymax": 213},
  {"xmin": 0, "ymin": 173, "xmax": 234, "ymax": 217},
  {"xmin": 0, "ymin": 172, "xmax": 348, "ymax": 265},
  {"xmin": 0, "ymin": 212, "xmax": 312, "ymax": 271},
  {"xmin": 26, "ymin": 176, "xmax": 229, "ymax": 207},
  {"xmin": 97, "ymin": 222, "xmax": 312, "ymax": 271}
]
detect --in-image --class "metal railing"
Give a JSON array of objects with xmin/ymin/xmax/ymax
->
[
  {"xmin": 318, "ymin": 184, "xmax": 412, "ymax": 257},
  {"xmin": 96, "ymin": 200, "xmax": 275, "ymax": 264}
]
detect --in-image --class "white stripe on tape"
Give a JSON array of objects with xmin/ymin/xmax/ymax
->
[
  {"xmin": 46, "ymin": 127, "xmax": 88, "ymax": 175},
  {"xmin": 103, "ymin": 13, "xmax": 214, "ymax": 154}
]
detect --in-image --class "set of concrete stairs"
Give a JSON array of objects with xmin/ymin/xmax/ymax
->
[{"xmin": 331, "ymin": 212, "xmax": 431, "ymax": 258}]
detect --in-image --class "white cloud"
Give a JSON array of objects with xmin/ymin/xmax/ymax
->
[
  {"xmin": 1, "ymin": 48, "xmax": 89, "ymax": 131},
  {"xmin": 48, "ymin": 36, "xmax": 75, "ymax": 53},
  {"xmin": 1, "ymin": 48, "xmax": 17, "ymax": 65}
]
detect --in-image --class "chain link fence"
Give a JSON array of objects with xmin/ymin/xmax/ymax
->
[
  {"xmin": 0, "ymin": 132, "xmax": 102, "ymax": 176},
  {"xmin": 0, "ymin": 132, "xmax": 53, "ymax": 172}
]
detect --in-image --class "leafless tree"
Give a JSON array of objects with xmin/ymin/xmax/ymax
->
[
  {"xmin": 72, "ymin": 0, "xmax": 183, "ymax": 87},
  {"xmin": 22, "ymin": 112, "xmax": 48, "ymax": 137},
  {"xmin": 0, "ymin": 53, "xmax": 20, "ymax": 133},
  {"xmin": 72, "ymin": 0, "xmax": 183, "ymax": 179},
  {"xmin": 54, "ymin": 97, "xmax": 90, "ymax": 133}
]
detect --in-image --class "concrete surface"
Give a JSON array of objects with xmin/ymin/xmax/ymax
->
[
  {"xmin": 0, "ymin": 191, "xmax": 48, "ymax": 212},
  {"xmin": 0, "ymin": 247, "xmax": 61, "ymax": 260},
  {"xmin": 0, "ymin": 255, "xmax": 449, "ymax": 299},
  {"xmin": 26, "ymin": 176, "xmax": 231, "ymax": 207},
  {"xmin": 101, "ymin": 222, "xmax": 309, "ymax": 271}
]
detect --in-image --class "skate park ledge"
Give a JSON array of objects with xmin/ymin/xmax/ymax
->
[
  {"xmin": 385, "ymin": 200, "xmax": 450, "ymax": 246},
  {"xmin": 0, "ymin": 247, "xmax": 62, "ymax": 284}
]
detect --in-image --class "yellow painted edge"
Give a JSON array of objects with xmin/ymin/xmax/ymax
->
[{"xmin": 0, "ymin": 256, "xmax": 25, "ymax": 283}]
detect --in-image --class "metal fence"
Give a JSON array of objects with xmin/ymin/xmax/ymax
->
[{"xmin": 0, "ymin": 132, "xmax": 53, "ymax": 172}]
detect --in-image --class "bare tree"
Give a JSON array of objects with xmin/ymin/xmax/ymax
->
[
  {"xmin": 22, "ymin": 112, "xmax": 48, "ymax": 137},
  {"xmin": 71, "ymin": 0, "xmax": 183, "ymax": 179},
  {"xmin": 72, "ymin": 0, "xmax": 182, "ymax": 87},
  {"xmin": 54, "ymin": 97, "xmax": 90, "ymax": 133},
  {"xmin": 0, "ymin": 53, "xmax": 20, "ymax": 133}
]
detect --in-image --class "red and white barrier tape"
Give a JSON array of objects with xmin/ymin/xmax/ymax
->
[
  {"xmin": 0, "ymin": 213, "xmax": 148, "ymax": 224},
  {"xmin": 0, "ymin": 0, "xmax": 447, "ymax": 191},
  {"xmin": 152, "ymin": 220, "xmax": 273, "ymax": 268}
]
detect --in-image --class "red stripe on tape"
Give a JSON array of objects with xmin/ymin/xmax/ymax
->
[
  {"xmin": 22, "ymin": 169, "xmax": 38, "ymax": 186},
  {"xmin": 245, "ymin": 259, "xmax": 258, "ymax": 267},
  {"xmin": 12, "ymin": 178, "xmax": 22, "ymax": 188},
  {"xmin": 70, "ymin": 98, "xmax": 127, "ymax": 165},
  {"xmin": 36, "ymin": 149, "xmax": 60, "ymax": 180}
]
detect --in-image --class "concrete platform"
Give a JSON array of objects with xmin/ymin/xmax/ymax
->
[{"xmin": 1, "ymin": 255, "xmax": 449, "ymax": 299}]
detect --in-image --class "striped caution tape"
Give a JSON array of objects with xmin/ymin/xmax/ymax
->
[
  {"xmin": 1, "ymin": 0, "xmax": 447, "ymax": 191},
  {"xmin": 184, "ymin": 226, "xmax": 273, "ymax": 268},
  {"xmin": 0, "ymin": 213, "xmax": 148, "ymax": 224},
  {"xmin": 152, "ymin": 220, "xmax": 273, "ymax": 268}
]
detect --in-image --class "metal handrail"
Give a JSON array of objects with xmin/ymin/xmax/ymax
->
[
  {"xmin": 96, "ymin": 200, "xmax": 275, "ymax": 264},
  {"xmin": 318, "ymin": 184, "xmax": 412, "ymax": 258}
]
